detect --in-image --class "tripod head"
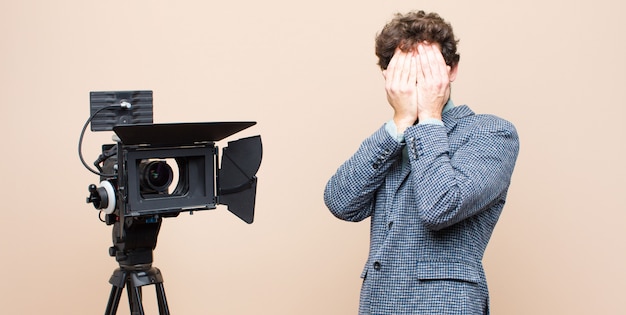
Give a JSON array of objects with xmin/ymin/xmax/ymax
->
[{"xmin": 109, "ymin": 216, "xmax": 163, "ymax": 269}]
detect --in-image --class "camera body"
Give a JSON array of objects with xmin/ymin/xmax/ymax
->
[
  {"xmin": 85, "ymin": 91, "xmax": 262, "ymax": 226},
  {"xmin": 99, "ymin": 139, "xmax": 217, "ymax": 219}
]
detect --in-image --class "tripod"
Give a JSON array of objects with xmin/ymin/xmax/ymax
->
[
  {"xmin": 104, "ymin": 264, "xmax": 170, "ymax": 315},
  {"xmin": 103, "ymin": 216, "xmax": 170, "ymax": 314}
]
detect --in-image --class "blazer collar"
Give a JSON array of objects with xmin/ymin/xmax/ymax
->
[{"xmin": 442, "ymin": 105, "xmax": 474, "ymax": 133}]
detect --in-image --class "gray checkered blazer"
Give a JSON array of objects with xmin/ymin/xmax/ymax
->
[{"xmin": 324, "ymin": 105, "xmax": 519, "ymax": 314}]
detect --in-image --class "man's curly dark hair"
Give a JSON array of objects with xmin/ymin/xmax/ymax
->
[{"xmin": 375, "ymin": 10, "xmax": 460, "ymax": 70}]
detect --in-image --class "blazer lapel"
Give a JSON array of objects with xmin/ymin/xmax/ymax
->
[{"xmin": 442, "ymin": 105, "xmax": 474, "ymax": 134}]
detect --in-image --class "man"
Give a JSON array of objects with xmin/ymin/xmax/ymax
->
[{"xmin": 324, "ymin": 10, "xmax": 519, "ymax": 314}]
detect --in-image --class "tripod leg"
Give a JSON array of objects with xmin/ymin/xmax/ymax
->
[
  {"xmin": 155, "ymin": 283, "xmax": 170, "ymax": 315},
  {"xmin": 105, "ymin": 285, "xmax": 124, "ymax": 315},
  {"xmin": 127, "ymin": 280, "xmax": 146, "ymax": 315},
  {"xmin": 105, "ymin": 268, "xmax": 128, "ymax": 315}
]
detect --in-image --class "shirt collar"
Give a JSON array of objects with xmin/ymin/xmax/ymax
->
[{"xmin": 442, "ymin": 98, "xmax": 455, "ymax": 113}]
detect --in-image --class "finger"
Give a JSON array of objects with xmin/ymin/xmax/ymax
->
[
  {"xmin": 422, "ymin": 44, "xmax": 439, "ymax": 78},
  {"xmin": 386, "ymin": 47, "xmax": 402, "ymax": 77},
  {"xmin": 388, "ymin": 48, "xmax": 413, "ymax": 92},
  {"xmin": 385, "ymin": 48, "xmax": 401, "ymax": 89},
  {"xmin": 394, "ymin": 48, "xmax": 406, "ymax": 82},
  {"xmin": 431, "ymin": 44, "xmax": 449, "ymax": 80},
  {"xmin": 425, "ymin": 44, "xmax": 448, "ymax": 82},
  {"xmin": 387, "ymin": 48, "xmax": 399, "ymax": 77},
  {"xmin": 417, "ymin": 43, "xmax": 430, "ymax": 82},
  {"xmin": 409, "ymin": 50, "xmax": 417, "ymax": 86},
  {"xmin": 399, "ymin": 49, "xmax": 414, "ymax": 85},
  {"xmin": 387, "ymin": 47, "xmax": 401, "ymax": 70}
]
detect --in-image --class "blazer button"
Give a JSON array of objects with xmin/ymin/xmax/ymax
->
[
  {"xmin": 373, "ymin": 261, "xmax": 381, "ymax": 271},
  {"xmin": 388, "ymin": 221, "xmax": 393, "ymax": 229}
]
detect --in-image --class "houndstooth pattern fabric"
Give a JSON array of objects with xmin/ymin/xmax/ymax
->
[{"xmin": 324, "ymin": 105, "xmax": 519, "ymax": 315}]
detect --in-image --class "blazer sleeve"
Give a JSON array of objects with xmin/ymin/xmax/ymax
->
[
  {"xmin": 404, "ymin": 116, "xmax": 520, "ymax": 231},
  {"xmin": 324, "ymin": 125, "xmax": 403, "ymax": 222}
]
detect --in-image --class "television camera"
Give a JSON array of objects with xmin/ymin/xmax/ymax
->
[{"xmin": 79, "ymin": 90, "xmax": 262, "ymax": 314}]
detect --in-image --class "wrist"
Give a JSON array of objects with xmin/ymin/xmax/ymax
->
[
  {"xmin": 417, "ymin": 111, "xmax": 442, "ymax": 121},
  {"xmin": 393, "ymin": 115, "xmax": 416, "ymax": 134}
]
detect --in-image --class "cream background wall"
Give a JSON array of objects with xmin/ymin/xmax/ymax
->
[{"xmin": 1, "ymin": 0, "xmax": 624, "ymax": 314}]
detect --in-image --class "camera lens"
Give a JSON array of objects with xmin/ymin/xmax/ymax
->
[{"xmin": 139, "ymin": 160, "xmax": 173, "ymax": 193}]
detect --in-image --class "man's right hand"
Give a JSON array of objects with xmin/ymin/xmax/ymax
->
[{"xmin": 383, "ymin": 47, "xmax": 419, "ymax": 134}]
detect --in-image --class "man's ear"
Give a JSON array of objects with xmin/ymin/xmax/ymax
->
[{"xmin": 448, "ymin": 64, "xmax": 459, "ymax": 82}]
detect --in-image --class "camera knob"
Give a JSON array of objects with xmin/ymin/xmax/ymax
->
[{"xmin": 86, "ymin": 181, "xmax": 116, "ymax": 214}]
